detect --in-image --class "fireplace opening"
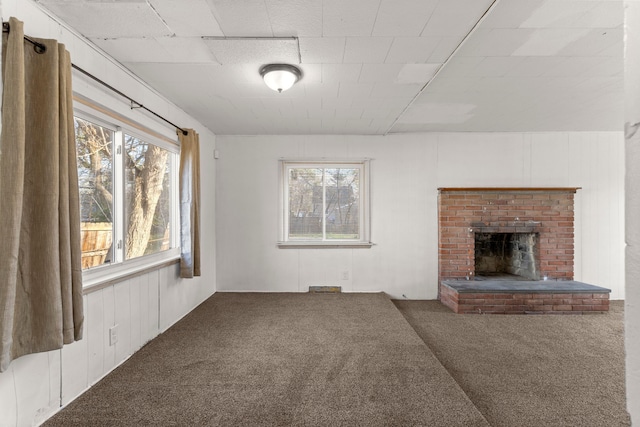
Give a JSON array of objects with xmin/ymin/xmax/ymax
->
[{"xmin": 474, "ymin": 232, "xmax": 540, "ymax": 281}]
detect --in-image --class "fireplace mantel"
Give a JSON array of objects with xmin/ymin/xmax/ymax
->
[{"xmin": 438, "ymin": 187, "xmax": 581, "ymax": 192}]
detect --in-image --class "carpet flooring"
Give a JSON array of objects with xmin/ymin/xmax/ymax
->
[
  {"xmin": 44, "ymin": 293, "xmax": 489, "ymax": 426},
  {"xmin": 43, "ymin": 293, "xmax": 630, "ymax": 426},
  {"xmin": 394, "ymin": 299, "xmax": 630, "ymax": 426}
]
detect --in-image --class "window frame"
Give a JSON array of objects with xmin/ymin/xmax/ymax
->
[
  {"xmin": 278, "ymin": 159, "xmax": 372, "ymax": 248},
  {"xmin": 74, "ymin": 101, "xmax": 181, "ymax": 289}
]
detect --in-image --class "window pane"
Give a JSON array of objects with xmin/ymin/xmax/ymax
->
[
  {"xmin": 124, "ymin": 135, "xmax": 171, "ymax": 259},
  {"xmin": 325, "ymin": 168, "xmax": 360, "ymax": 240},
  {"xmin": 288, "ymin": 168, "xmax": 323, "ymax": 240},
  {"xmin": 75, "ymin": 117, "xmax": 114, "ymax": 269}
]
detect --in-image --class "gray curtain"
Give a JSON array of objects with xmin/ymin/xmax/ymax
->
[
  {"xmin": 0, "ymin": 17, "xmax": 83, "ymax": 372},
  {"xmin": 179, "ymin": 129, "xmax": 201, "ymax": 278}
]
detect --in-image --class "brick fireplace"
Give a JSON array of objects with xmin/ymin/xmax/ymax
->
[
  {"xmin": 436, "ymin": 188, "xmax": 609, "ymax": 314},
  {"xmin": 438, "ymin": 188, "xmax": 577, "ymax": 283}
]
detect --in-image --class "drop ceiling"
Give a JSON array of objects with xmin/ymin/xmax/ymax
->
[{"xmin": 36, "ymin": 0, "xmax": 623, "ymax": 135}]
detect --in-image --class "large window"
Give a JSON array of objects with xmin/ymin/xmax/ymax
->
[
  {"xmin": 75, "ymin": 110, "xmax": 178, "ymax": 272},
  {"xmin": 280, "ymin": 160, "xmax": 370, "ymax": 246}
]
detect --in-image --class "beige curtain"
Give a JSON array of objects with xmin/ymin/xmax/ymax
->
[
  {"xmin": 179, "ymin": 129, "xmax": 201, "ymax": 278},
  {"xmin": 0, "ymin": 17, "xmax": 83, "ymax": 372}
]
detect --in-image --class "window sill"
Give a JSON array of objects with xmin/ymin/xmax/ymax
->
[
  {"xmin": 82, "ymin": 248, "xmax": 181, "ymax": 294},
  {"xmin": 277, "ymin": 242, "xmax": 374, "ymax": 249}
]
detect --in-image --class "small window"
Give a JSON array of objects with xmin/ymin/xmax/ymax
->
[{"xmin": 280, "ymin": 160, "xmax": 371, "ymax": 247}]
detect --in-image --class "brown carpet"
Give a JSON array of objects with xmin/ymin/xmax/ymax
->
[
  {"xmin": 394, "ymin": 299, "xmax": 631, "ymax": 427},
  {"xmin": 45, "ymin": 293, "xmax": 488, "ymax": 426}
]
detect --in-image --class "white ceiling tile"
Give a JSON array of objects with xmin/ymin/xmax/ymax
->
[
  {"xmin": 343, "ymin": 37, "xmax": 394, "ymax": 63},
  {"xmin": 148, "ymin": 0, "xmax": 223, "ymax": 36},
  {"xmin": 542, "ymin": 56, "xmax": 609, "ymax": 77},
  {"xmin": 569, "ymin": 2, "xmax": 622, "ymax": 28},
  {"xmin": 338, "ymin": 83, "xmax": 374, "ymax": 98},
  {"xmin": 122, "ymin": 62, "xmax": 229, "ymax": 111},
  {"xmin": 323, "ymin": 0, "xmax": 380, "ymax": 36},
  {"xmin": 509, "ymin": 28, "xmax": 590, "ymax": 56},
  {"xmin": 456, "ymin": 29, "xmax": 535, "ymax": 57},
  {"xmin": 439, "ymin": 57, "xmax": 485, "ymax": 77},
  {"xmin": 260, "ymin": 97, "xmax": 294, "ymax": 110},
  {"xmin": 597, "ymin": 38, "xmax": 623, "ymax": 57},
  {"xmin": 299, "ymin": 38, "xmax": 346, "ymax": 64},
  {"xmin": 519, "ymin": 1, "xmax": 599, "ymax": 28},
  {"xmin": 290, "ymin": 97, "xmax": 322, "ymax": 111},
  {"xmin": 479, "ymin": 0, "xmax": 546, "ymax": 29},
  {"xmin": 421, "ymin": 0, "xmax": 494, "ymax": 37},
  {"xmin": 321, "ymin": 97, "xmax": 356, "ymax": 109},
  {"xmin": 208, "ymin": 0, "xmax": 272, "ymax": 36},
  {"xmin": 581, "ymin": 56, "xmax": 622, "ymax": 77},
  {"xmin": 202, "ymin": 38, "xmax": 299, "ymax": 64},
  {"xmin": 385, "ymin": 37, "xmax": 441, "ymax": 63},
  {"xmin": 102, "ymin": 37, "xmax": 217, "ymax": 63},
  {"xmin": 266, "ymin": 0, "xmax": 323, "ymax": 37},
  {"xmin": 350, "ymin": 97, "xmax": 410, "ymax": 109},
  {"xmin": 322, "ymin": 64, "xmax": 363, "ymax": 83},
  {"xmin": 321, "ymin": 118, "xmax": 350, "ymax": 129},
  {"xmin": 503, "ymin": 57, "xmax": 564, "ymax": 77},
  {"xmin": 396, "ymin": 64, "xmax": 441, "ymax": 83},
  {"xmin": 372, "ymin": 0, "xmax": 438, "ymax": 36},
  {"xmin": 334, "ymin": 107, "xmax": 365, "ymax": 120},
  {"xmin": 155, "ymin": 37, "xmax": 220, "ymax": 63},
  {"xmin": 472, "ymin": 57, "xmax": 527, "ymax": 77},
  {"xmin": 423, "ymin": 77, "xmax": 481, "ymax": 94},
  {"xmin": 359, "ymin": 64, "xmax": 404, "ymax": 83},
  {"xmin": 38, "ymin": 2, "xmax": 171, "ymax": 38},
  {"xmin": 370, "ymin": 83, "xmax": 422, "ymax": 98},
  {"xmin": 557, "ymin": 28, "xmax": 623, "ymax": 56},
  {"xmin": 301, "ymin": 83, "xmax": 340, "ymax": 98},
  {"xmin": 426, "ymin": 36, "xmax": 465, "ymax": 62},
  {"xmin": 93, "ymin": 38, "xmax": 168, "ymax": 63},
  {"xmin": 397, "ymin": 103, "xmax": 477, "ymax": 124},
  {"xmin": 360, "ymin": 109, "xmax": 390, "ymax": 119},
  {"xmin": 297, "ymin": 64, "xmax": 322, "ymax": 84}
]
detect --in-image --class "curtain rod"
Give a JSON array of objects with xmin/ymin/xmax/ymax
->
[
  {"xmin": 2, "ymin": 21, "xmax": 189, "ymax": 136},
  {"xmin": 2, "ymin": 22, "xmax": 46, "ymax": 53}
]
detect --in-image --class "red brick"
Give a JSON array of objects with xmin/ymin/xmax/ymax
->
[
  {"xmin": 459, "ymin": 298, "xmax": 486, "ymax": 305},
  {"xmin": 494, "ymin": 294, "xmax": 515, "ymax": 299},
  {"xmin": 583, "ymin": 298, "xmax": 609, "ymax": 305},
  {"xmin": 552, "ymin": 305, "xmax": 573, "ymax": 311}
]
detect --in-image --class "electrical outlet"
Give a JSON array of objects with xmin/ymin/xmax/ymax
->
[
  {"xmin": 341, "ymin": 271, "xmax": 349, "ymax": 280},
  {"xmin": 109, "ymin": 325, "xmax": 118, "ymax": 346}
]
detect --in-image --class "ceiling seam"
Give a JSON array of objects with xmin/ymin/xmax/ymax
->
[{"xmin": 383, "ymin": 0, "xmax": 501, "ymax": 135}]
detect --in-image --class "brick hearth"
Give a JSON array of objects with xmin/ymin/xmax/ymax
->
[{"xmin": 440, "ymin": 280, "xmax": 611, "ymax": 314}]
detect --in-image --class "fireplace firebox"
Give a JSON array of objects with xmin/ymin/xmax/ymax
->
[{"xmin": 474, "ymin": 232, "xmax": 539, "ymax": 280}]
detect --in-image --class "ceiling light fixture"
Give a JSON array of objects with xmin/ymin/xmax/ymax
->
[{"xmin": 260, "ymin": 64, "xmax": 302, "ymax": 93}]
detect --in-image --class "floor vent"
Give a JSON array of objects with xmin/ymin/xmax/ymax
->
[{"xmin": 309, "ymin": 286, "xmax": 342, "ymax": 293}]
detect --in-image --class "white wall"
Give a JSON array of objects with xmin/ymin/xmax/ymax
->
[
  {"xmin": 0, "ymin": 1, "xmax": 217, "ymax": 426},
  {"xmin": 216, "ymin": 132, "xmax": 625, "ymax": 300},
  {"xmin": 625, "ymin": 1, "xmax": 640, "ymax": 424}
]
